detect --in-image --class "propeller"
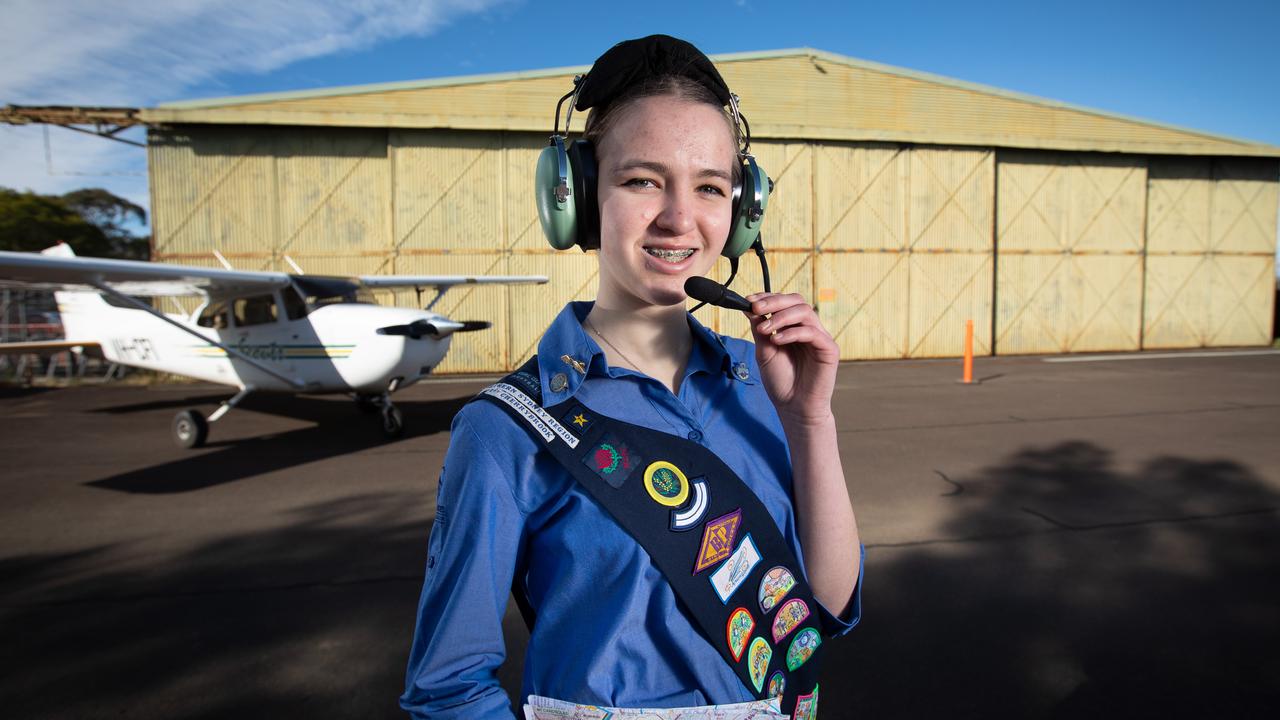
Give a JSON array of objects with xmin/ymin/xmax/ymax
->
[{"xmin": 376, "ymin": 319, "xmax": 492, "ymax": 339}]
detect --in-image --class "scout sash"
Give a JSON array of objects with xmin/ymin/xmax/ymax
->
[{"xmin": 476, "ymin": 360, "xmax": 824, "ymax": 720}]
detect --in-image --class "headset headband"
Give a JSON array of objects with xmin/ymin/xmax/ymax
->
[{"xmin": 566, "ymin": 34, "xmax": 752, "ymax": 156}]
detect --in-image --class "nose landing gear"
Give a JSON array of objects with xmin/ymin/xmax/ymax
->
[{"xmin": 353, "ymin": 377, "xmax": 405, "ymax": 439}]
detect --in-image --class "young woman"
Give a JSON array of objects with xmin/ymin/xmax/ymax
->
[{"xmin": 402, "ymin": 36, "xmax": 861, "ymax": 720}]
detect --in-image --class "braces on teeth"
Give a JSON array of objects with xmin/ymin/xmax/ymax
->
[{"xmin": 647, "ymin": 248, "xmax": 695, "ymax": 261}]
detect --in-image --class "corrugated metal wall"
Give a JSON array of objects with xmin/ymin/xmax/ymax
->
[{"xmin": 150, "ymin": 125, "xmax": 1278, "ymax": 373}]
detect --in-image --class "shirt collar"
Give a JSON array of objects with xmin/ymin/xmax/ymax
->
[{"xmin": 535, "ymin": 301, "xmax": 756, "ymax": 402}]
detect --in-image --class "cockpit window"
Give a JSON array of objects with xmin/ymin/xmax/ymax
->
[
  {"xmin": 282, "ymin": 287, "xmax": 308, "ymax": 320},
  {"xmin": 196, "ymin": 300, "xmax": 231, "ymax": 329},
  {"xmin": 233, "ymin": 294, "xmax": 279, "ymax": 326}
]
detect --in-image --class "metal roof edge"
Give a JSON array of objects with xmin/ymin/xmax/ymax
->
[
  {"xmin": 788, "ymin": 48, "xmax": 1280, "ymax": 152},
  {"xmin": 138, "ymin": 108, "xmax": 1280, "ymax": 158},
  {"xmin": 157, "ymin": 62, "xmax": 593, "ymax": 110},
  {"xmin": 155, "ymin": 49, "xmax": 820, "ymax": 110}
]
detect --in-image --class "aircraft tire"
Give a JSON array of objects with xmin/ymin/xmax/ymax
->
[
  {"xmin": 381, "ymin": 405, "xmax": 405, "ymax": 439},
  {"xmin": 173, "ymin": 409, "xmax": 209, "ymax": 449}
]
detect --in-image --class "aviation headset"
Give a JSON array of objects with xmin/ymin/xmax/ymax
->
[{"xmin": 534, "ymin": 35, "xmax": 771, "ymax": 262}]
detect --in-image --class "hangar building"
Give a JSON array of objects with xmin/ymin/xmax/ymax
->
[{"xmin": 139, "ymin": 49, "xmax": 1280, "ymax": 374}]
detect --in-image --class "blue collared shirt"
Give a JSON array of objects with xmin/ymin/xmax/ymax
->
[{"xmin": 401, "ymin": 302, "xmax": 862, "ymax": 719}]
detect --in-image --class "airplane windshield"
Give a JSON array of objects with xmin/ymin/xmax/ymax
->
[
  {"xmin": 308, "ymin": 288, "xmax": 377, "ymax": 308},
  {"xmin": 291, "ymin": 277, "xmax": 375, "ymax": 309}
]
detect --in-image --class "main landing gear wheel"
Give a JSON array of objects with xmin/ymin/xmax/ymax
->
[
  {"xmin": 381, "ymin": 404, "xmax": 405, "ymax": 438},
  {"xmin": 173, "ymin": 409, "xmax": 209, "ymax": 449}
]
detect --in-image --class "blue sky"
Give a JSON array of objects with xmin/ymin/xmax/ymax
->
[{"xmin": 2, "ymin": 0, "xmax": 1277, "ymax": 234}]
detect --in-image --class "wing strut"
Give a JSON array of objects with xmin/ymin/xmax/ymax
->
[{"xmin": 89, "ymin": 282, "xmax": 307, "ymax": 389}]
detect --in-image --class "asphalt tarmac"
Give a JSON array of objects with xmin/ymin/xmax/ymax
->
[{"xmin": 2, "ymin": 350, "xmax": 1278, "ymax": 719}]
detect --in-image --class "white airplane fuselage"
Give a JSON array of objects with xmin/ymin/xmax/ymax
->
[{"xmin": 56, "ymin": 290, "xmax": 451, "ymax": 394}]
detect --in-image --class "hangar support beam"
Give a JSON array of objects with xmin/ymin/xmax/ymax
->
[{"xmin": 0, "ymin": 105, "xmax": 146, "ymax": 147}]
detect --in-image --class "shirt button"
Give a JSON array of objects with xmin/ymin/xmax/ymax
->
[{"xmin": 687, "ymin": 429, "xmax": 704, "ymax": 442}]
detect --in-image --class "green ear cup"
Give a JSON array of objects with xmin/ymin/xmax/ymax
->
[
  {"xmin": 723, "ymin": 156, "xmax": 770, "ymax": 258},
  {"xmin": 536, "ymin": 137, "xmax": 579, "ymax": 250}
]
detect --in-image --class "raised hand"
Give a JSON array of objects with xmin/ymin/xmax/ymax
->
[{"xmin": 745, "ymin": 292, "xmax": 840, "ymax": 428}]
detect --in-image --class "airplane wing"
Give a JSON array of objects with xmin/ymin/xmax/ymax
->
[
  {"xmin": 0, "ymin": 249, "xmax": 291, "ymax": 298},
  {"xmin": 357, "ymin": 274, "xmax": 548, "ymax": 289}
]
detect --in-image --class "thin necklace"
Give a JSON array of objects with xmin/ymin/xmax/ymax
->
[{"xmin": 585, "ymin": 317, "xmax": 644, "ymax": 372}]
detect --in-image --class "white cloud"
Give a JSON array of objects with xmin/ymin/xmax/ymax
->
[{"xmin": 0, "ymin": 0, "xmax": 509, "ymax": 218}]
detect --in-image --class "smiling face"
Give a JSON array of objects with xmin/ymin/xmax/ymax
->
[{"xmin": 592, "ymin": 94, "xmax": 738, "ymax": 312}]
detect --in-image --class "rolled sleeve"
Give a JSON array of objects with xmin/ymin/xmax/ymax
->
[
  {"xmin": 401, "ymin": 413, "xmax": 526, "ymax": 720},
  {"xmin": 816, "ymin": 544, "xmax": 865, "ymax": 638}
]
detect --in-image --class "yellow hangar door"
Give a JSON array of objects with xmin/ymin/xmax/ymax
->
[
  {"xmin": 1144, "ymin": 158, "xmax": 1278, "ymax": 348},
  {"xmin": 995, "ymin": 151, "xmax": 1147, "ymax": 355},
  {"xmin": 391, "ymin": 129, "xmax": 514, "ymax": 373},
  {"xmin": 903, "ymin": 147, "xmax": 994, "ymax": 358},
  {"xmin": 813, "ymin": 143, "xmax": 993, "ymax": 360},
  {"xmin": 273, "ymin": 127, "xmax": 391, "ymax": 276},
  {"xmin": 150, "ymin": 126, "xmax": 279, "ymax": 268},
  {"xmin": 814, "ymin": 142, "xmax": 910, "ymax": 360}
]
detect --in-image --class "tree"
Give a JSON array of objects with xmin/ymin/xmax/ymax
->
[{"xmin": 0, "ymin": 187, "xmax": 149, "ymax": 260}]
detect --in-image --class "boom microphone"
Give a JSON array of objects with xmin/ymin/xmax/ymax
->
[{"xmin": 684, "ymin": 276, "xmax": 752, "ymax": 312}]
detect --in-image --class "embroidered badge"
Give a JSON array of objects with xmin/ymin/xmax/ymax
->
[
  {"xmin": 581, "ymin": 435, "xmax": 638, "ymax": 489},
  {"xmin": 767, "ymin": 670, "xmax": 785, "ymax": 698},
  {"xmin": 560, "ymin": 404, "xmax": 592, "ymax": 435},
  {"xmin": 669, "ymin": 478, "xmax": 709, "ymax": 531},
  {"xmin": 643, "ymin": 461, "xmax": 689, "ymax": 508},
  {"xmin": 758, "ymin": 566, "xmax": 797, "ymax": 614},
  {"xmin": 693, "ymin": 509, "xmax": 742, "ymax": 574},
  {"xmin": 747, "ymin": 637, "xmax": 771, "ymax": 693},
  {"xmin": 726, "ymin": 607, "xmax": 754, "ymax": 662},
  {"xmin": 794, "ymin": 685, "xmax": 819, "ymax": 720},
  {"xmin": 785, "ymin": 628, "xmax": 821, "ymax": 671},
  {"xmin": 771, "ymin": 598, "xmax": 810, "ymax": 643},
  {"xmin": 709, "ymin": 533, "xmax": 761, "ymax": 603},
  {"xmin": 732, "ymin": 361, "xmax": 750, "ymax": 381}
]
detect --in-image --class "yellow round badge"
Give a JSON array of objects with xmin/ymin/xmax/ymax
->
[{"xmin": 643, "ymin": 461, "xmax": 689, "ymax": 507}]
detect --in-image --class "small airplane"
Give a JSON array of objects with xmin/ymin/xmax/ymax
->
[{"xmin": 0, "ymin": 244, "xmax": 546, "ymax": 447}]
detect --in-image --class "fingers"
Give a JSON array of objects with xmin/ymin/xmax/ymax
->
[
  {"xmin": 744, "ymin": 293, "xmax": 838, "ymax": 354},
  {"xmin": 746, "ymin": 292, "xmax": 801, "ymax": 316},
  {"xmin": 746, "ymin": 293, "xmax": 818, "ymax": 334}
]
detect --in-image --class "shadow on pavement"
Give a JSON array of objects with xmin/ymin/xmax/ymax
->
[
  {"xmin": 1, "ymin": 441, "xmax": 1277, "ymax": 719},
  {"xmin": 826, "ymin": 441, "xmax": 1280, "ymax": 719},
  {"xmin": 85, "ymin": 393, "xmax": 471, "ymax": 494},
  {"xmin": 0, "ymin": 493, "xmax": 500, "ymax": 720}
]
